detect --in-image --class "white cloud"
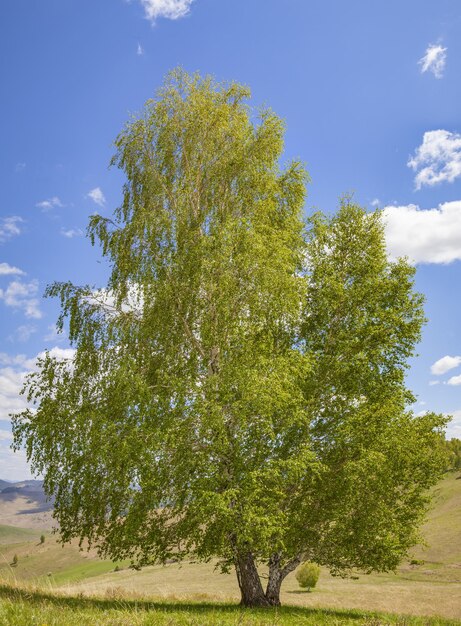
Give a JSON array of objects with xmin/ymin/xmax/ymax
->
[
  {"xmin": 87, "ymin": 187, "xmax": 106, "ymax": 207},
  {"xmin": 447, "ymin": 374, "xmax": 461, "ymax": 386},
  {"xmin": 408, "ymin": 130, "xmax": 461, "ymax": 189},
  {"xmin": 35, "ymin": 347, "xmax": 75, "ymax": 363},
  {"xmin": 0, "ymin": 280, "xmax": 42, "ymax": 319},
  {"xmin": 0, "ymin": 263, "xmax": 25, "ymax": 276},
  {"xmin": 0, "ymin": 364, "xmax": 29, "ymax": 422},
  {"xmin": 0, "ymin": 445, "xmax": 34, "ymax": 481},
  {"xmin": 0, "ymin": 353, "xmax": 29, "ymax": 367},
  {"xmin": 419, "ymin": 44, "xmax": 447, "ymax": 79},
  {"xmin": 139, "ymin": 0, "xmax": 193, "ymax": 23},
  {"xmin": 137, "ymin": 42, "xmax": 144, "ymax": 55},
  {"xmin": 60, "ymin": 228, "xmax": 83, "ymax": 238},
  {"xmin": 10, "ymin": 325, "xmax": 37, "ymax": 343},
  {"xmin": 430, "ymin": 355, "xmax": 461, "ymax": 375},
  {"xmin": 0, "ymin": 217, "xmax": 23, "ymax": 243},
  {"xmin": 0, "ymin": 347, "xmax": 75, "ymax": 422},
  {"xmin": 370, "ymin": 198, "xmax": 380, "ymax": 207},
  {"xmin": 44, "ymin": 324, "xmax": 67, "ymax": 343},
  {"xmin": 429, "ymin": 380, "xmax": 440, "ymax": 386},
  {"xmin": 36, "ymin": 196, "xmax": 63, "ymax": 211},
  {"xmin": 87, "ymin": 283, "xmax": 144, "ymax": 316},
  {"xmin": 446, "ymin": 410, "xmax": 461, "ymax": 439},
  {"xmin": 383, "ymin": 201, "xmax": 461, "ymax": 264},
  {"xmin": 0, "ymin": 349, "xmax": 69, "ymax": 480}
]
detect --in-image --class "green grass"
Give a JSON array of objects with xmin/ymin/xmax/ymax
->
[
  {"xmin": 48, "ymin": 558, "xmax": 128, "ymax": 585},
  {"xmin": 0, "ymin": 530, "xmax": 127, "ymax": 585},
  {"xmin": 0, "ymin": 584, "xmax": 458, "ymax": 626},
  {"xmin": 0, "ymin": 525, "xmax": 38, "ymax": 545}
]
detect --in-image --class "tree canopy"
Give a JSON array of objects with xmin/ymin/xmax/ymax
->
[{"xmin": 12, "ymin": 70, "xmax": 448, "ymax": 607}]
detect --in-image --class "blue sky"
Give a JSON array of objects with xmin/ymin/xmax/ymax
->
[{"xmin": 1, "ymin": 0, "xmax": 461, "ymax": 479}]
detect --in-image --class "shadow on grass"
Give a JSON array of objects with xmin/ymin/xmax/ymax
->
[{"xmin": 0, "ymin": 583, "xmax": 367, "ymax": 621}]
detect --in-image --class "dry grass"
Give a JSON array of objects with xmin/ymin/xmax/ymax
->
[
  {"xmin": 59, "ymin": 560, "xmax": 461, "ymax": 621},
  {"xmin": 0, "ymin": 581, "xmax": 458, "ymax": 626}
]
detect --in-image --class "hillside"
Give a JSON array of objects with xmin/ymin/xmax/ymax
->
[
  {"xmin": 0, "ymin": 479, "xmax": 53, "ymax": 529},
  {"xmin": 0, "ymin": 474, "xmax": 459, "ymax": 620}
]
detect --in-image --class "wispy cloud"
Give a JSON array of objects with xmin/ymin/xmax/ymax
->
[
  {"xmin": 36, "ymin": 196, "xmax": 63, "ymax": 211},
  {"xmin": 87, "ymin": 187, "xmax": 106, "ymax": 207},
  {"xmin": 44, "ymin": 324, "xmax": 67, "ymax": 343},
  {"xmin": 0, "ymin": 263, "xmax": 25, "ymax": 276},
  {"xmin": 447, "ymin": 375, "xmax": 461, "ymax": 386},
  {"xmin": 15, "ymin": 162, "xmax": 26, "ymax": 173},
  {"xmin": 419, "ymin": 44, "xmax": 447, "ymax": 79},
  {"xmin": 0, "ymin": 430, "xmax": 13, "ymax": 442},
  {"xmin": 383, "ymin": 200, "xmax": 461, "ymax": 264},
  {"xmin": 10, "ymin": 324, "xmax": 37, "ymax": 343},
  {"xmin": 430, "ymin": 355, "xmax": 461, "ymax": 375},
  {"xmin": 0, "ymin": 217, "xmax": 23, "ymax": 243},
  {"xmin": 60, "ymin": 228, "xmax": 84, "ymax": 239},
  {"xmin": 139, "ymin": 0, "xmax": 194, "ymax": 23},
  {"xmin": 137, "ymin": 42, "xmax": 144, "ymax": 55},
  {"xmin": 0, "ymin": 280, "xmax": 42, "ymax": 319},
  {"xmin": 408, "ymin": 130, "xmax": 461, "ymax": 189}
]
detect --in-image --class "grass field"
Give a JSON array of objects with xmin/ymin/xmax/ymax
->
[
  {"xmin": 0, "ymin": 473, "xmax": 460, "ymax": 623},
  {"xmin": 0, "ymin": 525, "xmax": 38, "ymax": 545},
  {"xmin": 0, "ymin": 584, "xmax": 459, "ymax": 626}
]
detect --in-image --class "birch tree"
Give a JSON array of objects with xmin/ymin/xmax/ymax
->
[{"xmin": 12, "ymin": 70, "xmax": 448, "ymax": 607}]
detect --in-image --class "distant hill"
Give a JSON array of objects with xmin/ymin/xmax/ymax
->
[{"xmin": 0, "ymin": 479, "xmax": 53, "ymax": 529}]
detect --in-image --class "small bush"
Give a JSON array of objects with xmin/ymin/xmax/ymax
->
[
  {"xmin": 295, "ymin": 561, "xmax": 320, "ymax": 591},
  {"xmin": 11, "ymin": 554, "xmax": 18, "ymax": 567},
  {"xmin": 40, "ymin": 534, "xmax": 45, "ymax": 544}
]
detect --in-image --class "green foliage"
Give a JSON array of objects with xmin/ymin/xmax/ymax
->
[
  {"xmin": 40, "ymin": 534, "xmax": 45, "ymax": 545},
  {"xmin": 295, "ymin": 562, "xmax": 320, "ymax": 591},
  {"xmin": 445, "ymin": 438, "xmax": 461, "ymax": 471},
  {"xmin": 12, "ymin": 70, "xmax": 449, "ymax": 605},
  {"xmin": 11, "ymin": 555, "xmax": 18, "ymax": 567}
]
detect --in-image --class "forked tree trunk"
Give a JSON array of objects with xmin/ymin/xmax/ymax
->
[
  {"xmin": 235, "ymin": 551, "xmax": 303, "ymax": 607},
  {"xmin": 235, "ymin": 552, "xmax": 271, "ymax": 607}
]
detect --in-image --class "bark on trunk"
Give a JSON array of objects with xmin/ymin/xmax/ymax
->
[
  {"xmin": 235, "ymin": 551, "xmax": 304, "ymax": 607},
  {"xmin": 235, "ymin": 552, "xmax": 271, "ymax": 607},
  {"xmin": 265, "ymin": 553, "xmax": 303, "ymax": 606},
  {"xmin": 265, "ymin": 553, "xmax": 283, "ymax": 606}
]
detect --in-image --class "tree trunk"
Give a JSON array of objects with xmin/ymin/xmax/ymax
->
[
  {"xmin": 235, "ymin": 552, "xmax": 271, "ymax": 607},
  {"xmin": 234, "ymin": 551, "xmax": 304, "ymax": 607},
  {"xmin": 265, "ymin": 553, "xmax": 283, "ymax": 606},
  {"xmin": 265, "ymin": 553, "xmax": 303, "ymax": 606}
]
